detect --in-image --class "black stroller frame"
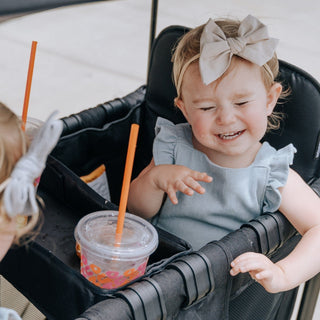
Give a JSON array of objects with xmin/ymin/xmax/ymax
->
[{"xmin": 0, "ymin": 2, "xmax": 320, "ymax": 320}]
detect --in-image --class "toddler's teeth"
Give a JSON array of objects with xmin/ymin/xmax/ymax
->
[{"xmin": 218, "ymin": 131, "xmax": 243, "ymax": 140}]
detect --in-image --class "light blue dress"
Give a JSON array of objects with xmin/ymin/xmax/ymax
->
[{"xmin": 152, "ymin": 117, "xmax": 296, "ymax": 250}]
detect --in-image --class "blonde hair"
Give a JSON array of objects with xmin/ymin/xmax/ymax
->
[
  {"xmin": 172, "ymin": 18, "xmax": 287, "ymax": 131},
  {"xmin": 0, "ymin": 102, "xmax": 40, "ymax": 244}
]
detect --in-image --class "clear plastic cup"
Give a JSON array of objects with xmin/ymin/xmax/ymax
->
[
  {"xmin": 23, "ymin": 116, "xmax": 44, "ymax": 140},
  {"xmin": 74, "ymin": 210, "xmax": 158, "ymax": 289}
]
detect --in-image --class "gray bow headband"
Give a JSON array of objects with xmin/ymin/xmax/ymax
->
[
  {"xmin": 199, "ymin": 14, "xmax": 279, "ymax": 85},
  {"xmin": 0, "ymin": 111, "xmax": 63, "ymax": 217}
]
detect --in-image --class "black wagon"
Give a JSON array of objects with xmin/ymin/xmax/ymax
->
[{"xmin": 0, "ymin": 1, "xmax": 319, "ymax": 319}]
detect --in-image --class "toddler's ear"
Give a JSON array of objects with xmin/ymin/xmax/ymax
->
[
  {"xmin": 175, "ymin": 98, "xmax": 187, "ymax": 118},
  {"xmin": 267, "ymin": 83, "xmax": 282, "ymax": 115}
]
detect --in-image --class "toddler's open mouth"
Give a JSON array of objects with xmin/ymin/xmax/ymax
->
[{"xmin": 217, "ymin": 130, "xmax": 245, "ymax": 140}]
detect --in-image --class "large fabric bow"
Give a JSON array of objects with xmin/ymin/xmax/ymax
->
[
  {"xmin": 3, "ymin": 111, "xmax": 63, "ymax": 217},
  {"xmin": 199, "ymin": 14, "xmax": 279, "ymax": 85}
]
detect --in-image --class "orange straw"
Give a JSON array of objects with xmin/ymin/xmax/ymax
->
[
  {"xmin": 115, "ymin": 123, "xmax": 140, "ymax": 244},
  {"xmin": 21, "ymin": 41, "xmax": 37, "ymax": 131}
]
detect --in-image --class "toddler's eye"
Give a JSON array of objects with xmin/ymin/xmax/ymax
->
[
  {"xmin": 200, "ymin": 106, "xmax": 216, "ymax": 111},
  {"xmin": 235, "ymin": 101, "xmax": 248, "ymax": 107}
]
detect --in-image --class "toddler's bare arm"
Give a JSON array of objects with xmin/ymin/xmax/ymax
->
[
  {"xmin": 128, "ymin": 158, "xmax": 212, "ymax": 219},
  {"xmin": 231, "ymin": 169, "xmax": 320, "ymax": 293}
]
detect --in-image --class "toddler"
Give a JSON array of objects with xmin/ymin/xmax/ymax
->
[
  {"xmin": 0, "ymin": 103, "xmax": 62, "ymax": 319},
  {"xmin": 128, "ymin": 15, "xmax": 320, "ymax": 293}
]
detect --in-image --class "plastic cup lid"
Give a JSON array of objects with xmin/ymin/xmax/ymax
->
[{"xmin": 74, "ymin": 211, "xmax": 158, "ymax": 260}]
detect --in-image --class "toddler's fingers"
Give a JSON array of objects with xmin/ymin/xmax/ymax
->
[
  {"xmin": 184, "ymin": 176, "xmax": 206, "ymax": 194},
  {"xmin": 232, "ymin": 252, "xmax": 262, "ymax": 264},
  {"xmin": 236, "ymin": 261, "xmax": 264, "ymax": 274},
  {"xmin": 175, "ymin": 180, "xmax": 194, "ymax": 196},
  {"xmin": 230, "ymin": 258, "xmax": 266, "ymax": 276},
  {"xmin": 167, "ymin": 186, "xmax": 178, "ymax": 205},
  {"xmin": 254, "ymin": 269, "xmax": 272, "ymax": 281},
  {"xmin": 230, "ymin": 267, "xmax": 240, "ymax": 276},
  {"xmin": 231, "ymin": 252, "xmax": 264, "ymax": 269},
  {"xmin": 193, "ymin": 171, "xmax": 213, "ymax": 183}
]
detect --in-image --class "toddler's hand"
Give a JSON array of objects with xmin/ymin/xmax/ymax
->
[
  {"xmin": 230, "ymin": 252, "xmax": 286, "ymax": 293},
  {"xmin": 154, "ymin": 165, "xmax": 212, "ymax": 205}
]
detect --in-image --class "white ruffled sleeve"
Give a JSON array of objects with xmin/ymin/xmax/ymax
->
[
  {"xmin": 153, "ymin": 117, "xmax": 178, "ymax": 165},
  {"xmin": 0, "ymin": 307, "xmax": 22, "ymax": 320},
  {"xmin": 263, "ymin": 144, "xmax": 296, "ymax": 213}
]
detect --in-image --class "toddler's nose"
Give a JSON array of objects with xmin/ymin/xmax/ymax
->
[{"xmin": 216, "ymin": 106, "xmax": 236, "ymax": 125}]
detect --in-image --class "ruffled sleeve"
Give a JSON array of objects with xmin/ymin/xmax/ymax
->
[
  {"xmin": 263, "ymin": 143, "xmax": 297, "ymax": 213},
  {"xmin": 153, "ymin": 117, "xmax": 178, "ymax": 165},
  {"xmin": 0, "ymin": 307, "xmax": 22, "ymax": 320}
]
